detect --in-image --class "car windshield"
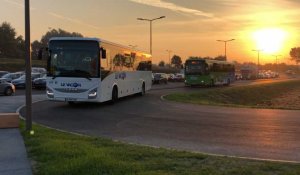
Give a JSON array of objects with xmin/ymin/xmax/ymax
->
[
  {"xmin": 2, "ymin": 73, "xmax": 12, "ymax": 78},
  {"xmin": 19, "ymin": 75, "xmax": 26, "ymax": 79},
  {"xmin": 48, "ymin": 40, "xmax": 100, "ymax": 78}
]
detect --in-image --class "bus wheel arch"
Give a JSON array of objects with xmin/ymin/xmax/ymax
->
[
  {"xmin": 140, "ymin": 82, "xmax": 146, "ymax": 96},
  {"xmin": 111, "ymin": 85, "xmax": 118, "ymax": 103}
]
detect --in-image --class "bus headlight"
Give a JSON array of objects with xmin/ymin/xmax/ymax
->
[
  {"xmin": 88, "ymin": 88, "xmax": 98, "ymax": 99},
  {"xmin": 46, "ymin": 87, "xmax": 54, "ymax": 98}
]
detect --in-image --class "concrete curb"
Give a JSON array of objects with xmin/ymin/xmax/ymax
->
[{"xmin": 0, "ymin": 113, "xmax": 19, "ymax": 129}]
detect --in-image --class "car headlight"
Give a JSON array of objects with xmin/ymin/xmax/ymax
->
[{"xmin": 88, "ymin": 88, "xmax": 98, "ymax": 99}]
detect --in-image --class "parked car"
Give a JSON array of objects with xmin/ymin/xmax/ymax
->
[
  {"xmin": 32, "ymin": 67, "xmax": 47, "ymax": 74},
  {"xmin": 11, "ymin": 73, "xmax": 45, "ymax": 88},
  {"xmin": 153, "ymin": 73, "xmax": 168, "ymax": 84},
  {"xmin": 0, "ymin": 79, "xmax": 15, "ymax": 96},
  {"xmin": 167, "ymin": 73, "xmax": 176, "ymax": 81},
  {"xmin": 32, "ymin": 74, "xmax": 47, "ymax": 89},
  {"xmin": 0, "ymin": 72, "xmax": 24, "ymax": 82},
  {"xmin": 0, "ymin": 71, "xmax": 9, "ymax": 77},
  {"xmin": 173, "ymin": 74, "xmax": 185, "ymax": 82}
]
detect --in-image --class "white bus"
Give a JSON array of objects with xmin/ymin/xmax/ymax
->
[{"xmin": 46, "ymin": 37, "xmax": 152, "ymax": 104}]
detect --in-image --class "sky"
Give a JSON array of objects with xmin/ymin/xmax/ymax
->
[{"xmin": 1, "ymin": 0, "xmax": 300, "ymax": 64}]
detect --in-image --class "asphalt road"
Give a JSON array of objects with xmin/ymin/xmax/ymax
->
[{"xmin": 18, "ymin": 78, "xmax": 300, "ymax": 162}]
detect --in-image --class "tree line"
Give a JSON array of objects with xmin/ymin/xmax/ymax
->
[{"xmin": 0, "ymin": 22, "xmax": 82, "ymax": 60}]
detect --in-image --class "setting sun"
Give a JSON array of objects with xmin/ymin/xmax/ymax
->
[{"xmin": 252, "ymin": 28, "xmax": 287, "ymax": 54}]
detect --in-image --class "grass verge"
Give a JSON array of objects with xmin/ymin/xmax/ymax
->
[
  {"xmin": 165, "ymin": 80, "xmax": 300, "ymax": 110},
  {"xmin": 21, "ymin": 122, "xmax": 300, "ymax": 175}
]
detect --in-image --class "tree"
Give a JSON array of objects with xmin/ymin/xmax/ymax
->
[
  {"xmin": 290, "ymin": 47, "xmax": 300, "ymax": 64},
  {"xmin": 171, "ymin": 55, "xmax": 182, "ymax": 68},
  {"xmin": 31, "ymin": 28, "xmax": 83, "ymax": 59},
  {"xmin": 214, "ymin": 55, "xmax": 226, "ymax": 61},
  {"xmin": 158, "ymin": 60, "xmax": 165, "ymax": 67},
  {"xmin": 0, "ymin": 22, "xmax": 24, "ymax": 58}
]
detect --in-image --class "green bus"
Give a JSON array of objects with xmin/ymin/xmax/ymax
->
[{"xmin": 184, "ymin": 58, "xmax": 235, "ymax": 86}]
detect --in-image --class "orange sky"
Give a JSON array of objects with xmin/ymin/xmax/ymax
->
[{"xmin": 1, "ymin": 0, "xmax": 300, "ymax": 64}]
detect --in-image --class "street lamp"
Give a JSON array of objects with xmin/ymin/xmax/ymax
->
[
  {"xmin": 252, "ymin": 49, "xmax": 263, "ymax": 71},
  {"xmin": 25, "ymin": 0, "xmax": 32, "ymax": 131},
  {"xmin": 216, "ymin": 39, "xmax": 235, "ymax": 60},
  {"xmin": 137, "ymin": 16, "xmax": 166, "ymax": 54},
  {"xmin": 273, "ymin": 54, "xmax": 281, "ymax": 72},
  {"xmin": 166, "ymin": 50, "xmax": 172, "ymax": 66}
]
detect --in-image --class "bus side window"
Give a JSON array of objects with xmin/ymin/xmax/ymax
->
[
  {"xmin": 205, "ymin": 63, "xmax": 209, "ymax": 75},
  {"xmin": 101, "ymin": 47, "xmax": 106, "ymax": 59}
]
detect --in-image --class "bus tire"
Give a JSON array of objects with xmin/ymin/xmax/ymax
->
[
  {"xmin": 226, "ymin": 79, "xmax": 231, "ymax": 86},
  {"xmin": 140, "ymin": 82, "xmax": 146, "ymax": 96},
  {"xmin": 111, "ymin": 86, "xmax": 118, "ymax": 103},
  {"xmin": 210, "ymin": 79, "xmax": 215, "ymax": 87}
]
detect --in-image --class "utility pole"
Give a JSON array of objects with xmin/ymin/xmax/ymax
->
[
  {"xmin": 273, "ymin": 54, "xmax": 281, "ymax": 72},
  {"xmin": 25, "ymin": 0, "xmax": 32, "ymax": 131},
  {"xmin": 166, "ymin": 50, "xmax": 172, "ymax": 67},
  {"xmin": 252, "ymin": 49, "xmax": 263, "ymax": 72}
]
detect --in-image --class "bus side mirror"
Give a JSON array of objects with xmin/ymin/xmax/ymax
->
[
  {"xmin": 38, "ymin": 48, "xmax": 43, "ymax": 60},
  {"xmin": 38, "ymin": 47, "xmax": 48, "ymax": 60},
  {"xmin": 101, "ymin": 47, "xmax": 106, "ymax": 59}
]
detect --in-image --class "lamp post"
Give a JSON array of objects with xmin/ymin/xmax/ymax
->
[
  {"xmin": 273, "ymin": 54, "xmax": 281, "ymax": 72},
  {"xmin": 137, "ymin": 16, "xmax": 166, "ymax": 55},
  {"xmin": 252, "ymin": 49, "xmax": 263, "ymax": 71},
  {"xmin": 25, "ymin": 0, "xmax": 32, "ymax": 131},
  {"xmin": 216, "ymin": 39, "xmax": 235, "ymax": 60},
  {"xmin": 166, "ymin": 49, "xmax": 172, "ymax": 67}
]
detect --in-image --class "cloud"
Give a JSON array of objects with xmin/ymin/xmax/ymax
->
[
  {"xmin": 47, "ymin": 12, "xmax": 101, "ymax": 30},
  {"xmin": 129, "ymin": 0, "xmax": 214, "ymax": 18},
  {"xmin": 3, "ymin": 0, "xmax": 35, "ymax": 10}
]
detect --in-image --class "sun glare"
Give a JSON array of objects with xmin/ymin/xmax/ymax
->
[{"xmin": 252, "ymin": 28, "xmax": 287, "ymax": 54}]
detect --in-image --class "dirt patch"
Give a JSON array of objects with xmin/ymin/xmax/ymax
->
[{"xmin": 259, "ymin": 89, "xmax": 300, "ymax": 110}]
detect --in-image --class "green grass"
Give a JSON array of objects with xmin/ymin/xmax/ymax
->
[
  {"xmin": 21, "ymin": 123, "xmax": 300, "ymax": 175},
  {"xmin": 0, "ymin": 57, "xmax": 46, "ymax": 72},
  {"xmin": 165, "ymin": 80, "xmax": 300, "ymax": 110}
]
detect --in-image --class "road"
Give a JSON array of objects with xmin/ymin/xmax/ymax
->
[{"xmin": 16, "ymin": 78, "xmax": 300, "ymax": 162}]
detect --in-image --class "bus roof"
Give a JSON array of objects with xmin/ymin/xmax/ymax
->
[{"xmin": 49, "ymin": 37, "xmax": 150, "ymax": 55}]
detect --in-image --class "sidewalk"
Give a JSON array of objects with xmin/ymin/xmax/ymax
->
[
  {"xmin": 0, "ymin": 94, "xmax": 46, "ymax": 175},
  {"xmin": 0, "ymin": 129, "xmax": 32, "ymax": 175}
]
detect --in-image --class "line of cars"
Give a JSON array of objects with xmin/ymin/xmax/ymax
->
[
  {"xmin": 152, "ymin": 73, "xmax": 185, "ymax": 84},
  {"xmin": 0, "ymin": 67, "xmax": 47, "ymax": 96}
]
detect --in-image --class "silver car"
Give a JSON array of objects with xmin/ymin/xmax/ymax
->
[{"xmin": 0, "ymin": 79, "xmax": 15, "ymax": 96}]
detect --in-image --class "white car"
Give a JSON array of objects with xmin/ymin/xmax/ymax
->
[{"xmin": 0, "ymin": 79, "xmax": 15, "ymax": 96}]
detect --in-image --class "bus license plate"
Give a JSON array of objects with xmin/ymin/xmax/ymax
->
[
  {"xmin": 191, "ymin": 77, "xmax": 197, "ymax": 80},
  {"xmin": 65, "ymin": 98, "xmax": 77, "ymax": 102}
]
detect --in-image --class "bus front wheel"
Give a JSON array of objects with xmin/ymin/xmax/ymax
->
[
  {"xmin": 210, "ymin": 80, "xmax": 215, "ymax": 87},
  {"xmin": 111, "ymin": 86, "xmax": 118, "ymax": 103},
  {"xmin": 139, "ymin": 83, "xmax": 145, "ymax": 96}
]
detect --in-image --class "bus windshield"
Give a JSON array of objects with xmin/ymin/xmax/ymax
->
[
  {"xmin": 185, "ymin": 60, "xmax": 208, "ymax": 75},
  {"xmin": 48, "ymin": 40, "xmax": 100, "ymax": 79}
]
